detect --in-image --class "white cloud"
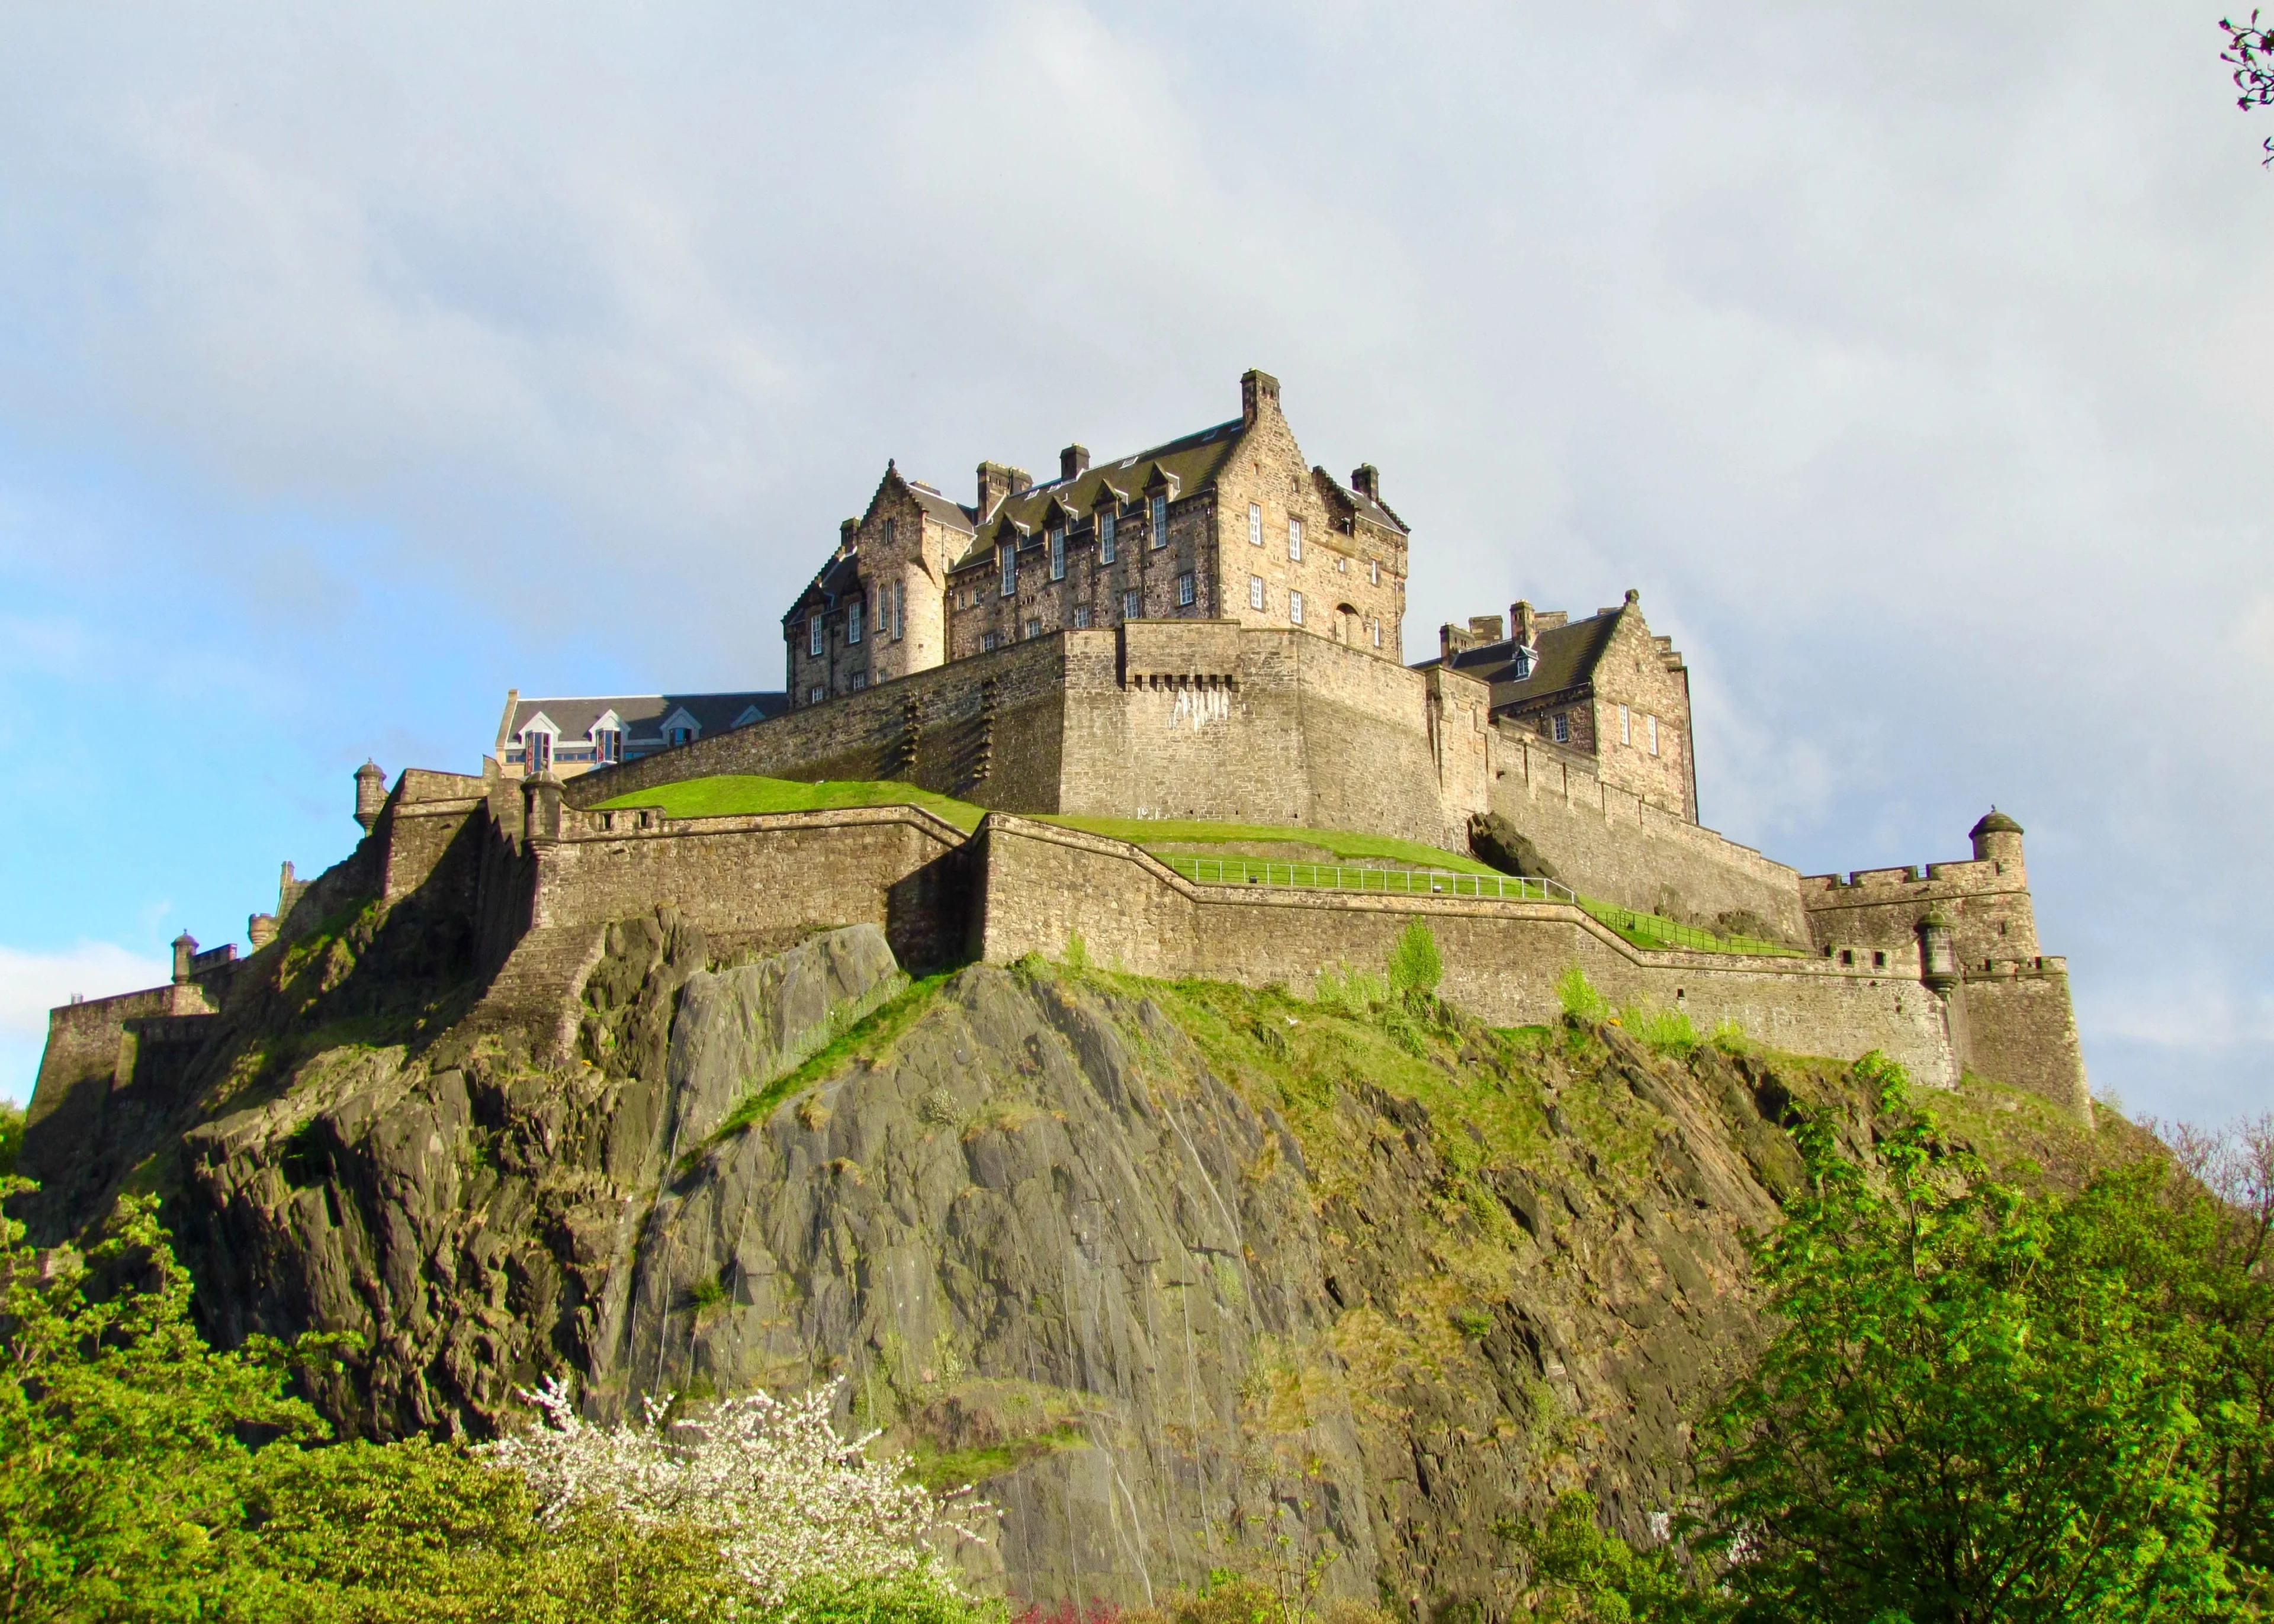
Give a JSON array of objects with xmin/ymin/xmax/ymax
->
[{"xmin": 0, "ymin": 943, "xmax": 172, "ymax": 1105}]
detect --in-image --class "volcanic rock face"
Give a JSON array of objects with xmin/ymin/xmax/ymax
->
[{"xmin": 41, "ymin": 899, "xmax": 1837, "ymax": 1615}]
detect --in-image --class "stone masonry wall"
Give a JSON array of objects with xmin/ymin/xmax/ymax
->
[
  {"xmin": 564, "ymin": 634, "xmax": 1072, "ymax": 815},
  {"xmin": 529, "ymin": 804, "xmax": 971, "ymax": 971},
  {"xmin": 1487, "ymin": 729, "xmax": 1809, "ymax": 940},
  {"xmin": 973, "ymin": 815, "xmax": 1959, "ymax": 1087}
]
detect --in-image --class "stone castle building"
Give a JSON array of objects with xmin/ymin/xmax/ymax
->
[{"xmin": 36, "ymin": 369, "xmax": 2090, "ymax": 1144}]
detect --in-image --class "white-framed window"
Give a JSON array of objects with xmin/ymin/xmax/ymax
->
[
  {"xmin": 1648, "ymin": 714, "xmax": 1660, "ymax": 756},
  {"xmin": 1512, "ymin": 646, "xmax": 1533, "ymax": 679},
  {"xmin": 594, "ymin": 728, "xmax": 622, "ymax": 764},
  {"xmin": 850, "ymin": 670, "xmax": 868, "ymax": 690},
  {"xmin": 1024, "ymin": 617, "xmax": 1041, "ymax": 639},
  {"xmin": 1049, "ymin": 528, "xmax": 1065, "ymax": 580},
  {"xmin": 1369, "ymin": 559, "xmax": 1380, "ymax": 584},
  {"xmin": 1000, "ymin": 544, "xmax": 1016, "ymax": 598},
  {"xmin": 808, "ymin": 686, "xmax": 824, "ymax": 705},
  {"xmin": 1287, "ymin": 518, "xmax": 1302, "ymax": 560},
  {"xmin": 1150, "ymin": 494, "xmax": 1168, "ymax": 546},
  {"xmin": 1123, "ymin": 587, "xmax": 1141, "ymax": 620},
  {"xmin": 981, "ymin": 632, "xmax": 998, "ymax": 652},
  {"xmin": 847, "ymin": 599, "xmax": 863, "ymax": 644},
  {"xmin": 1552, "ymin": 712, "xmax": 1570, "ymax": 744},
  {"xmin": 1177, "ymin": 573, "xmax": 1195, "ymax": 607},
  {"xmin": 1249, "ymin": 575, "xmax": 1265, "ymax": 610},
  {"xmin": 1248, "ymin": 502, "xmax": 1263, "ymax": 546},
  {"xmin": 523, "ymin": 729, "xmax": 553, "ymax": 773},
  {"xmin": 1073, "ymin": 604, "xmax": 1091, "ymax": 628},
  {"xmin": 808, "ymin": 615, "xmax": 823, "ymax": 657},
  {"xmin": 1619, "ymin": 704, "xmax": 1630, "ymax": 745},
  {"xmin": 1335, "ymin": 555, "xmax": 1347, "ymax": 574},
  {"xmin": 1289, "ymin": 590, "xmax": 1305, "ymax": 625},
  {"xmin": 1372, "ymin": 620, "xmax": 1382, "ymax": 648},
  {"xmin": 1100, "ymin": 511, "xmax": 1116, "ymax": 563}
]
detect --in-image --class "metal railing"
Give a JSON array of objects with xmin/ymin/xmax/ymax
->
[{"xmin": 1158, "ymin": 854, "xmax": 1577, "ymax": 903}]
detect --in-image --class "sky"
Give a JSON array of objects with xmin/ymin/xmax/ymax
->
[{"xmin": 1, "ymin": 1, "xmax": 2268, "ymax": 1124}]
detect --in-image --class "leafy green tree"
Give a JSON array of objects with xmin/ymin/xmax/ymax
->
[
  {"xmin": 1694, "ymin": 1059, "xmax": 2233, "ymax": 1623},
  {"xmin": 0, "ymin": 1102, "xmax": 22, "ymax": 1178}
]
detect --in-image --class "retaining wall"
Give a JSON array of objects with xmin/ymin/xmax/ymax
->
[{"xmin": 971, "ymin": 814, "xmax": 1958, "ymax": 1086}]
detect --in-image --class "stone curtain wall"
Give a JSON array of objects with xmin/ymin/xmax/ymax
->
[
  {"xmin": 564, "ymin": 634, "xmax": 1074, "ymax": 814},
  {"xmin": 974, "ymin": 815, "xmax": 1960, "ymax": 1090},
  {"xmin": 1961, "ymin": 971, "xmax": 2090, "ymax": 1116},
  {"xmin": 1488, "ymin": 729, "xmax": 1809, "ymax": 940},
  {"xmin": 1800, "ymin": 858, "xmax": 2042, "ymax": 968},
  {"xmin": 528, "ymin": 805, "xmax": 971, "ymax": 971}
]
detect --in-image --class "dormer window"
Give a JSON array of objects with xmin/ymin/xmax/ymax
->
[
  {"xmin": 522, "ymin": 729, "xmax": 553, "ymax": 773},
  {"xmin": 1100, "ymin": 512, "xmax": 1117, "ymax": 563},
  {"xmin": 669, "ymin": 725, "xmax": 693, "ymax": 747},
  {"xmin": 1511, "ymin": 645, "xmax": 1534, "ymax": 680},
  {"xmin": 1049, "ymin": 529, "xmax": 1065, "ymax": 581},
  {"xmin": 594, "ymin": 728, "xmax": 622, "ymax": 764},
  {"xmin": 1000, "ymin": 543, "xmax": 1016, "ymax": 598},
  {"xmin": 1150, "ymin": 494, "xmax": 1168, "ymax": 546}
]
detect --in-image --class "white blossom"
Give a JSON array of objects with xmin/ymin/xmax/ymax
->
[{"xmin": 480, "ymin": 1375, "xmax": 991, "ymax": 1602}]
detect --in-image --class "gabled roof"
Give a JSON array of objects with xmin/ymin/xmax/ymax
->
[
  {"xmin": 1424, "ymin": 609, "xmax": 1624, "ymax": 712},
  {"xmin": 949, "ymin": 417, "xmax": 1248, "ymax": 571},
  {"xmin": 783, "ymin": 549, "xmax": 866, "ymax": 624},
  {"xmin": 904, "ymin": 481, "xmax": 977, "ymax": 533},
  {"xmin": 502, "ymin": 692, "xmax": 786, "ymax": 745}
]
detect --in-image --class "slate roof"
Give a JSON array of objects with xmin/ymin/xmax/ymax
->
[
  {"xmin": 949, "ymin": 419, "xmax": 1251, "ymax": 570},
  {"xmin": 1424, "ymin": 609, "xmax": 1624, "ymax": 713},
  {"xmin": 906, "ymin": 481, "xmax": 977, "ymax": 533},
  {"xmin": 502, "ymin": 692, "xmax": 787, "ymax": 750}
]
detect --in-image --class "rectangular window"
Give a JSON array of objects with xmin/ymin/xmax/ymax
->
[
  {"xmin": 1100, "ymin": 511, "xmax": 1116, "ymax": 563},
  {"xmin": 850, "ymin": 670, "xmax": 868, "ymax": 690},
  {"xmin": 1552, "ymin": 712, "xmax": 1570, "ymax": 744},
  {"xmin": 808, "ymin": 615, "xmax": 823, "ymax": 657},
  {"xmin": 1289, "ymin": 590, "xmax": 1305, "ymax": 625},
  {"xmin": 1335, "ymin": 555, "xmax": 1347, "ymax": 574},
  {"xmin": 1369, "ymin": 559, "xmax": 1380, "ymax": 584},
  {"xmin": 1619, "ymin": 704, "xmax": 1630, "ymax": 745},
  {"xmin": 981, "ymin": 632, "xmax": 999, "ymax": 652},
  {"xmin": 1177, "ymin": 573, "xmax": 1195, "ymax": 607},
  {"xmin": 1072, "ymin": 604, "xmax": 1091, "ymax": 628},
  {"xmin": 892, "ymin": 581, "xmax": 904, "ymax": 639},
  {"xmin": 882, "ymin": 518, "xmax": 895, "ymax": 547},
  {"xmin": 1248, "ymin": 502, "xmax": 1263, "ymax": 546},
  {"xmin": 1024, "ymin": 617, "xmax": 1041, "ymax": 639},
  {"xmin": 595, "ymin": 729, "xmax": 621, "ymax": 764},
  {"xmin": 1049, "ymin": 529, "xmax": 1065, "ymax": 581},
  {"xmin": 1371, "ymin": 620, "xmax": 1382, "ymax": 648},
  {"xmin": 1287, "ymin": 518, "xmax": 1302, "ymax": 560},
  {"xmin": 1648, "ymin": 714, "xmax": 1660, "ymax": 755},
  {"xmin": 1249, "ymin": 575, "xmax": 1264, "ymax": 610},
  {"xmin": 1000, "ymin": 544, "xmax": 1016, "ymax": 598},
  {"xmin": 1150, "ymin": 494, "xmax": 1168, "ymax": 546},
  {"xmin": 1123, "ymin": 587, "xmax": 1141, "ymax": 620},
  {"xmin": 847, "ymin": 599, "xmax": 862, "ymax": 644},
  {"xmin": 808, "ymin": 686, "xmax": 825, "ymax": 705},
  {"xmin": 525, "ymin": 731, "xmax": 552, "ymax": 773}
]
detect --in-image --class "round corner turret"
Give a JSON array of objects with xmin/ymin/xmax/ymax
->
[
  {"xmin": 354, "ymin": 760, "xmax": 387, "ymax": 833},
  {"xmin": 171, "ymin": 930, "xmax": 198, "ymax": 985},
  {"xmin": 1968, "ymin": 807, "xmax": 2025, "ymax": 870}
]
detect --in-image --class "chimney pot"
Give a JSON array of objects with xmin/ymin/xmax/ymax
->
[{"xmin": 1060, "ymin": 444, "xmax": 1090, "ymax": 481}]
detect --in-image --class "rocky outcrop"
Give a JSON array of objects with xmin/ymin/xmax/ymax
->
[{"xmin": 22, "ymin": 882, "xmax": 1887, "ymax": 1618}]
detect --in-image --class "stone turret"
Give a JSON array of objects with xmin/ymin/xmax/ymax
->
[
  {"xmin": 171, "ymin": 931, "xmax": 198, "ymax": 985},
  {"xmin": 1918, "ymin": 906, "xmax": 1958, "ymax": 991},
  {"xmin": 523, "ymin": 773, "xmax": 563, "ymax": 842},
  {"xmin": 1969, "ymin": 808, "xmax": 2025, "ymax": 877},
  {"xmin": 355, "ymin": 761, "xmax": 387, "ymax": 832}
]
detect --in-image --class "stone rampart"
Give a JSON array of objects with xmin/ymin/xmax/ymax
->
[
  {"xmin": 1488, "ymin": 731, "xmax": 1807, "ymax": 939},
  {"xmin": 971, "ymin": 815, "xmax": 1957, "ymax": 1086},
  {"xmin": 526, "ymin": 803, "xmax": 972, "ymax": 972}
]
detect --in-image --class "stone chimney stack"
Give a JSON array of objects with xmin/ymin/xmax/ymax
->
[
  {"xmin": 1468, "ymin": 615, "xmax": 1505, "ymax": 644},
  {"xmin": 1241, "ymin": 368, "xmax": 1281, "ymax": 426},
  {"xmin": 1511, "ymin": 601, "xmax": 1538, "ymax": 649},
  {"xmin": 839, "ymin": 517, "xmax": 859, "ymax": 555},
  {"xmin": 975, "ymin": 462, "xmax": 1030, "ymax": 519},
  {"xmin": 1060, "ymin": 445, "xmax": 1090, "ymax": 482},
  {"xmin": 172, "ymin": 931, "xmax": 198, "ymax": 985},
  {"xmin": 354, "ymin": 760, "xmax": 386, "ymax": 833},
  {"xmin": 1351, "ymin": 464, "xmax": 1380, "ymax": 500}
]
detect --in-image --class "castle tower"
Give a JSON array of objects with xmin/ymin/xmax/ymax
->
[
  {"xmin": 355, "ymin": 760, "xmax": 387, "ymax": 832},
  {"xmin": 171, "ymin": 931, "xmax": 198, "ymax": 985}
]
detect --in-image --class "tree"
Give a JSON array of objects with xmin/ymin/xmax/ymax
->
[
  {"xmin": 2224, "ymin": 11, "xmax": 2274, "ymax": 165},
  {"xmin": 1691, "ymin": 1060, "xmax": 2234, "ymax": 1623}
]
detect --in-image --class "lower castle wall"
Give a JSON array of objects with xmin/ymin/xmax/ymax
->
[
  {"xmin": 1488, "ymin": 732, "xmax": 1809, "ymax": 941},
  {"xmin": 25, "ymin": 982, "xmax": 216, "ymax": 1184},
  {"xmin": 528, "ymin": 805, "xmax": 971, "ymax": 970},
  {"xmin": 1959, "ymin": 969, "xmax": 2089, "ymax": 1115},
  {"xmin": 973, "ymin": 815, "xmax": 1957, "ymax": 1086}
]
